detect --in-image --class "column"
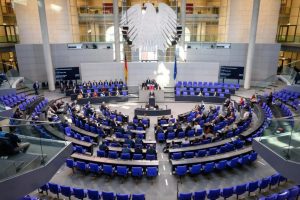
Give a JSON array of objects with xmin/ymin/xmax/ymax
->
[
  {"xmin": 37, "ymin": 0, "xmax": 55, "ymax": 91},
  {"xmin": 244, "ymin": 0, "xmax": 260, "ymax": 89},
  {"xmin": 180, "ymin": 0, "xmax": 186, "ymax": 47},
  {"xmin": 114, "ymin": 0, "xmax": 121, "ymax": 62}
]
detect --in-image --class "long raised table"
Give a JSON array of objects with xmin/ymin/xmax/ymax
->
[
  {"xmin": 65, "ymin": 136, "xmax": 94, "ymax": 154},
  {"xmin": 71, "ymin": 153, "xmax": 159, "ymax": 168},
  {"xmin": 175, "ymin": 96, "xmax": 227, "ymax": 103},
  {"xmin": 70, "ymin": 124, "xmax": 99, "ymax": 143},
  {"xmin": 170, "ymin": 146, "xmax": 253, "ymax": 171},
  {"xmin": 71, "ymin": 96, "xmax": 129, "ymax": 104},
  {"xmin": 134, "ymin": 108, "xmax": 171, "ymax": 116}
]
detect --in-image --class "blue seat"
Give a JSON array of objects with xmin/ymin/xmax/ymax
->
[
  {"xmin": 259, "ymin": 177, "xmax": 270, "ymax": 192},
  {"xmin": 116, "ymin": 193, "xmax": 130, "ymax": 200},
  {"xmin": 146, "ymin": 154, "xmax": 156, "ymax": 160},
  {"xmin": 194, "ymin": 190, "xmax": 207, "ymax": 200},
  {"xmin": 178, "ymin": 131, "xmax": 185, "ymax": 138},
  {"xmin": 238, "ymin": 155, "xmax": 249, "ymax": 165},
  {"xmin": 184, "ymin": 151, "xmax": 195, "ymax": 159},
  {"xmin": 39, "ymin": 184, "xmax": 49, "ymax": 195},
  {"xmin": 97, "ymin": 150, "xmax": 106, "ymax": 157},
  {"xmin": 175, "ymin": 165, "xmax": 187, "ymax": 177},
  {"xmin": 102, "ymin": 191, "xmax": 116, "ymax": 200},
  {"xmin": 287, "ymin": 186, "xmax": 299, "ymax": 200},
  {"xmin": 208, "ymin": 148, "xmax": 217, "ymax": 156},
  {"xmin": 189, "ymin": 164, "xmax": 202, "ymax": 175},
  {"xmin": 246, "ymin": 180, "xmax": 259, "ymax": 195},
  {"xmin": 87, "ymin": 189, "xmax": 101, "ymax": 200},
  {"xmin": 66, "ymin": 159, "xmax": 76, "ymax": 172},
  {"xmin": 207, "ymin": 189, "xmax": 220, "ymax": 200},
  {"xmin": 167, "ymin": 132, "xmax": 176, "ymax": 139},
  {"xmin": 269, "ymin": 174, "xmax": 280, "ymax": 188},
  {"xmin": 76, "ymin": 161, "xmax": 87, "ymax": 172},
  {"xmin": 157, "ymin": 132, "xmax": 165, "ymax": 142},
  {"xmin": 197, "ymin": 150, "xmax": 207, "ymax": 157},
  {"xmin": 60, "ymin": 185, "xmax": 73, "ymax": 199},
  {"xmin": 221, "ymin": 187, "xmax": 234, "ymax": 199},
  {"xmin": 133, "ymin": 154, "xmax": 143, "ymax": 160},
  {"xmin": 89, "ymin": 163, "xmax": 101, "ymax": 174},
  {"xmin": 73, "ymin": 188, "xmax": 87, "ymax": 199},
  {"xmin": 146, "ymin": 167, "xmax": 158, "ymax": 177},
  {"xmin": 103, "ymin": 165, "xmax": 114, "ymax": 176},
  {"xmin": 215, "ymin": 160, "xmax": 227, "ymax": 171},
  {"xmin": 48, "ymin": 183, "xmax": 61, "ymax": 198},
  {"xmin": 203, "ymin": 162, "xmax": 215, "ymax": 173},
  {"xmin": 121, "ymin": 153, "xmax": 131, "ymax": 160},
  {"xmin": 172, "ymin": 152, "xmax": 183, "ymax": 160},
  {"xmin": 249, "ymin": 152, "xmax": 257, "ymax": 162},
  {"xmin": 108, "ymin": 151, "xmax": 118, "ymax": 159},
  {"xmin": 117, "ymin": 166, "xmax": 128, "ymax": 177},
  {"xmin": 227, "ymin": 157, "xmax": 238, "ymax": 168},
  {"xmin": 178, "ymin": 192, "xmax": 193, "ymax": 200},
  {"xmin": 132, "ymin": 167, "xmax": 143, "ymax": 178},
  {"xmin": 276, "ymin": 190, "xmax": 289, "ymax": 200},
  {"xmin": 234, "ymin": 183, "xmax": 247, "ymax": 198},
  {"xmin": 132, "ymin": 194, "xmax": 145, "ymax": 200}
]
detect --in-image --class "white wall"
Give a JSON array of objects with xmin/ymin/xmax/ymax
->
[
  {"xmin": 80, "ymin": 62, "xmax": 220, "ymax": 87},
  {"xmin": 14, "ymin": 0, "xmax": 74, "ymax": 44}
]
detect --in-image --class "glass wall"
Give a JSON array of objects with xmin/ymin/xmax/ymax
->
[{"xmin": 277, "ymin": 0, "xmax": 300, "ymax": 43}]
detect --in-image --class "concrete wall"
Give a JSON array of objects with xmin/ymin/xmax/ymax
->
[
  {"xmin": 226, "ymin": 0, "xmax": 280, "ymax": 43},
  {"xmin": 15, "ymin": 44, "xmax": 114, "ymax": 82},
  {"xmin": 14, "ymin": 0, "xmax": 74, "ymax": 44},
  {"xmin": 186, "ymin": 43, "xmax": 281, "ymax": 82}
]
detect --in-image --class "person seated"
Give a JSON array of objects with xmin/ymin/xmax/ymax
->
[
  {"xmin": 119, "ymin": 79, "xmax": 123, "ymax": 85},
  {"xmin": 124, "ymin": 137, "xmax": 135, "ymax": 147},
  {"xmin": 77, "ymin": 92, "xmax": 83, "ymax": 99},
  {"xmin": 198, "ymin": 91, "xmax": 203, "ymax": 96},
  {"xmin": 92, "ymin": 80, "xmax": 97, "ymax": 86},
  {"xmin": 115, "ymin": 89, "xmax": 120, "ymax": 96},
  {"xmin": 4, "ymin": 132, "xmax": 30, "ymax": 154},
  {"xmin": 134, "ymin": 146, "xmax": 143, "ymax": 154},
  {"xmin": 175, "ymin": 124, "xmax": 183, "ymax": 135},
  {"xmin": 182, "ymin": 137, "xmax": 190, "ymax": 146},
  {"xmin": 146, "ymin": 144, "xmax": 156, "ymax": 155},
  {"xmin": 114, "ymin": 79, "xmax": 119, "ymax": 85},
  {"xmin": 99, "ymin": 141, "xmax": 108, "ymax": 151},
  {"xmin": 92, "ymin": 91, "xmax": 98, "ymax": 97},
  {"xmin": 13, "ymin": 108, "xmax": 23, "ymax": 119},
  {"xmin": 185, "ymin": 124, "xmax": 192, "ymax": 134},
  {"xmin": 154, "ymin": 104, "xmax": 159, "ymax": 109},
  {"xmin": 108, "ymin": 80, "xmax": 113, "ymax": 86},
  {"xmin": 47, "ymin": 107, "xmax": 57, "ymax": 121},
  {"xmin": 267, "ymin": 92, "xmax": 273, "ymax": 106},
  {"xmin": 122, "ymin": 146, "xmax": 131, "ymax": 153},
  {"xmin": 194, "ymin": 122, "xmax": 201, "ymax": 133}
]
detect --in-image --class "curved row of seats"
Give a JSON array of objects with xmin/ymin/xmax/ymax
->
[
  {"xmin": 31, "ymin": 99, "xmax": 49, "ymax": 119},
  {"xmin": 97, "ymin": 150, "xmax": 156, "ymax": 160},
  {"xmin": 177, "ymin": 173, "xmax": 287, "ymax": 200},
  {"xmin": 174, "ymin": 152, "xmax": 257, "ymax": 176},
  {"xmin": 38, "ymin": 182, "xmax": 145, "ymax": 200},
  {"xmin": 66, "ymin": 159, "xmax": 158, "ymax": 178},
  {"xmin": 259, "ymin": 185, "xmax": 300, "ymax": 200},
  {"xmin": 0, "ymin": 93, "xmax": 27, "ymax": 107},
  {"xmin": 65, "ymin": 127, "xmax": 97, "ymax": 144},
  {"xmin": 171, "ymin": 140, "xmax": 245, "ymax": 160},
  {"xmin": 175, "ymin": 81, "xmax": 239, "ymax": 90},
  {"xmin": 157, "ymin": 116, "xmax": 242, "ymax": 143},
  {"xmin": 273, "ymin": 89, "xmax": 300, "ymax": 110}
]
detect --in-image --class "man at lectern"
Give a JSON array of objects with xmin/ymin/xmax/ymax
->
[{"xmin": 149, "ymin": 91, "xmax": 155, "ymax": 97}]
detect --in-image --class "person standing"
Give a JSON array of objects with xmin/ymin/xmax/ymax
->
[{"xmin": 33, "ymin": 81, "xmax": 40, "ymax": 95}]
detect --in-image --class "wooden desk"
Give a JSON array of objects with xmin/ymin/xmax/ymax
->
[
  {"xmin": 70, "ymin": 124, "xmax": 99, "ymax": 143},
  {"xmin": 71, "ymin": 153, "xmax": 159, "ymax": 168},
  {"xmin": 170, "ymin": 146, "xmax": 253, "ymax": 171},
  {"xmin": 65, "ymin": 136, "xmax": 94, "ymax": 154}
]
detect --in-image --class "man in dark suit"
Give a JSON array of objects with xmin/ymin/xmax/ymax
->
[{"xmin": 33, "ymin": 81, "xmax": 40, "ymax": 95}]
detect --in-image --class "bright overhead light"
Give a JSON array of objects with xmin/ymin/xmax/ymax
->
[
  {"xmin": 50, "ymin": 4, "xmax": 62, "ymax": 12},
  {"xmin": 87, "ymin": 29, "xmax": 92, "ymax": 33}
]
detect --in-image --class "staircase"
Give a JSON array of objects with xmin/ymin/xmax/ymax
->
[{"xmin": 164, "ymin": 86, "xmax": 175, "ymax": 102}]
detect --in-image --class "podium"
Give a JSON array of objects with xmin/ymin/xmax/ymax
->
[{"xmin": 149, "ymin": 96, "xmax": 155, "ymax": 107}]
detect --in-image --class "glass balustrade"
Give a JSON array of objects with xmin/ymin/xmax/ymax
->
[
  {"xmin": 0, "ymin": 117, "xmax": 71, "ymax": 181},
  {"xmin": 258, "ymin": 117, "xmax": 300, "ymax": 162}
]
